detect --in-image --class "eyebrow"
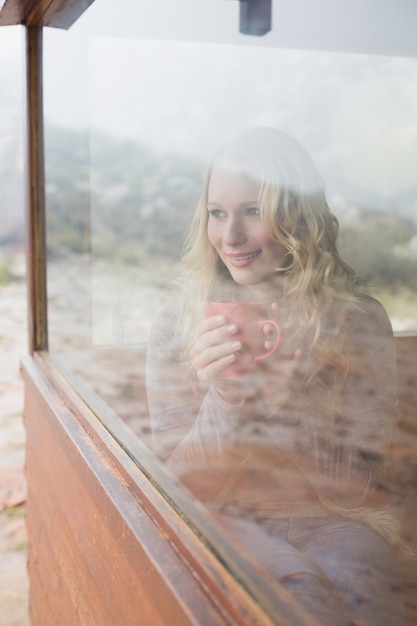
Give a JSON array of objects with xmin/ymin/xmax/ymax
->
[{"xmin": 206, "ymin": 201, "xmax": 259, "ymax": 208}]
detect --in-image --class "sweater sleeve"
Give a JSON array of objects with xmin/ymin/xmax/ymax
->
[
  {"xmin": 290, "ymin": 296, "xmax": 397, "ymax": 508},
  {"xmin": 339, "ymin": 296, "xmax": 397, "ymax": 458},
  {"xmin": 147, "ymin": 299, "xmax": 397, "ymax": 510},
  {"xmin": 146, "ymin": 305, "xmax": 242, "ymax": 465}
]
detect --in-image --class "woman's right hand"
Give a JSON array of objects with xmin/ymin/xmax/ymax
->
[{"xmin": 190, "ymin": 314, "xmax": 243, "ymax": 404}]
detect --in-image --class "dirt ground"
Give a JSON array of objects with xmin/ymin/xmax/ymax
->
[
  {"xmin": 0, "ymin": 278, "xmax": 29, "ymax": 626},
  {"xmin": 0, "ymin": 268, "xmax": 416, "ymax": 625}
]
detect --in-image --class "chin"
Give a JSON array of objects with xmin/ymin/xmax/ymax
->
[{"xmin": 230, "ymin": 272, "xmax": 263, "ymax": 286}]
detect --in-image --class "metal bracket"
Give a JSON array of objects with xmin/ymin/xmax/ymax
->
[{"xmin": 238, "ymin": 0, "xmax": 272, "ymax": 36}]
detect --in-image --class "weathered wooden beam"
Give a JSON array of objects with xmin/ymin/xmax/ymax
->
[
  {"xmin": 23, "ymin": 353, "xmax": 310, "ymax": 626},
  {"xmin": 24, "ymin": 25, "xmax": 48, "ymax": 352},
  {"xmin": 0, "ymin": 0, "xmax": 94, "ymax": 28}
]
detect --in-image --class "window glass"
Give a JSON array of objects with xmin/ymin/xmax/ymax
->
[
  {"xmin": 44, "ymin": 1, "xmax": 417, "ymax": 622},
  {"xmin": 44, "ymin": 0, "xmax": 417, "ymax": 412}
]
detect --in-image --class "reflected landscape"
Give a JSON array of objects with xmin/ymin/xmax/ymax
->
[
  {"xmin": 43, "ymin": 18, "xmax": 417, "ymax": 626},
  {"xmin": 145, "ymin": 127, "xmax": 405, "ymax": 624}
]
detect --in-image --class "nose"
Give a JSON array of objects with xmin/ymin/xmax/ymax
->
[{"xmin": 223, "ymin": 216, "xmax": 247, "ymax": 247}]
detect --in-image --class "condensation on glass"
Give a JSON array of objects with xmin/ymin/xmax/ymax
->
[{"xmin": 43, "ymin": 1, "xmax": 417, "ymax": 624}]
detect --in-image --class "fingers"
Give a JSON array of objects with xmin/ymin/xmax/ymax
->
[
  {"xmin": 271, "ymin": 302, "xmax": 279, "ymax": 316},
  {"xmin": 193, "ymin": 314, "xmax": 231, "ymax": 343},
  {"xmin": 262, "ymin": 302, "xmax": 281, "ymax": 350},
  {"xmin": 195, "ymin": 352, "xmax": 236, "ymax": 383},
  {"xmin": 191, "ymin": 315, "xmax": 241, "ymax": 383},
  {"xmin": 192, "ymin": 340, "xmax": 241, "ymax": 379},
  {"xmin": 293, "ymin": 348, "xmax": 303, "ymax": 361},
  {"xmin": 263, "ymin": 324, "xmax": 278, "ymax": 352},
  {"xmin": 191, "ymin": 315, "xmax": 238, "ymax": 357}
]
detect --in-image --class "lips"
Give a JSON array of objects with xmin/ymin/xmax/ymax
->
[{"xmin": 226, "ymin": 250, "xmax": 261, "ymax": 267}]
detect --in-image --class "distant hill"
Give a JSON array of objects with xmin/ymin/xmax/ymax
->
[
  {"xmin": 0, "ymin": 65, "xmax": 24, "ymax": 246},
  {"xmin": 1, "ymin": 118, "xmax": 417, "ymax": 290},
  {"xmin": 43, "ymin": 125, "xmax": 203, "ymax": 261}
]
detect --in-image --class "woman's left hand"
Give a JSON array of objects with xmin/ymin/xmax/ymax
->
[{"xmin": 257, "ymin": 303, "xmax": 303, "ymax": 411}]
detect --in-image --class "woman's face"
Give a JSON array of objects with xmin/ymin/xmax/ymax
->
[{"xmin": 207, "ymin": 162, "xmax": 287, "ymax": 286}]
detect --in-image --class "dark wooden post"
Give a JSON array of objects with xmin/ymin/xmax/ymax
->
[{"xmin": 25, "ymin": 25, "xmax": 48, "ymax": 353}]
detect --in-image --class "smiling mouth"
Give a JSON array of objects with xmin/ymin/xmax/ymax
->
[{"xmin": 226, "ymin": 250, "xmax": 261, "ymax": 266}]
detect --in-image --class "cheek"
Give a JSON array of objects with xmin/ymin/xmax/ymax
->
[
  {"xmin": 270, "ymin": 241, "xmax": 287, "ymax": 258},
  {"xmin": 207, "ymin": 221, "xmax": 221, "ymax": 249},
  {"xmin": 253, "ymin": 225, "xmax": 280, "ymax": 251},
  {"xmin": 260, "ymin": 233, "xmax": 287, "ymax": 260}
]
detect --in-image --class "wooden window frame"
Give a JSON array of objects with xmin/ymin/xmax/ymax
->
[
  {"xmin": 19, "ymin": 12, "xmax": 314, "ymax": 626},
  {"xmin": 2, "ymin": 0, "xmax": 415, "ymax": 622},
  {"xmin": 0, "ymin": 0, "xmax": 95, "ymax": 28}
]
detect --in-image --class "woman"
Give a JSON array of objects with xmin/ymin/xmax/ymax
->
[{"xmin": 146, "ymin": 128, "xmax": 404, "ymax": 625}]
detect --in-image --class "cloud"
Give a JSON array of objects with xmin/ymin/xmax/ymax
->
[{"xmin": 331, "ymin": 64, "xmax": 417, "ymax": 197}]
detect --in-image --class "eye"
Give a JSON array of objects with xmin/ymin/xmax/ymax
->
[
  {"xmin": 208, "ymin": 208, "xmax": 226, "ymax": 219},
  {"xmin": 246, "ymin": 207, "xmax": 260, "ymax": 216}
]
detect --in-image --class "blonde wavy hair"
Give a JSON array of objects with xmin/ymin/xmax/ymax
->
[
  {"xmin": 173, "ymin": 129, "xmax": 410, "ymax": 551},
  {"xmin": 178, "ymin": 128, "xmax": 363, "ymax": 377}
]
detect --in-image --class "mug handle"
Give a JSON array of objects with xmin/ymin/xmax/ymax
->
[{"xmin": 254, "ymin": 319, "xmax": 281, "ymax": 361}]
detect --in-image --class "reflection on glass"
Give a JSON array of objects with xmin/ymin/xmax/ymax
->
[
  {"xmin": 86, "ymin": 38, "xmax": 417, "ymax": 340},
  {"xmin": 43, "ymin": 1, "xmax": 417, "ymax": 622},
  {"xmin": 146, "ymin": 128, "xmax": 404, "ymax": 624}
]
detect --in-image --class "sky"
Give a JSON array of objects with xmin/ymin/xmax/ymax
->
[
  {"xmin": 0, "ymin": 25, "xmax": 22, "ymax": 62},
  {"xmin": 39, "ymin": 0, "xmax": 417, "ymax": 211},
  {"xmin": 0, "ymin": 25, "xmax": 23, "ymax": 133},
  {"xmin": 2, "ymin": 2, "xmax": 417, "ymax": 210},
  {"xmin": 0, "ymin": 26, "xmax": 24, "ymax": 230},
  {"xmin": 1, "ymin": 3, "xmax": 417, "ymax": 342},
  {"xmin": 85, "ymin": 39, "xmax": 417, "ymax": 199}
]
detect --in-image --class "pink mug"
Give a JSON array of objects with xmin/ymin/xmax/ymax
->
[{"xmin": 208, "ymin": 301, "xmax": 281, "ymax": 378}]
